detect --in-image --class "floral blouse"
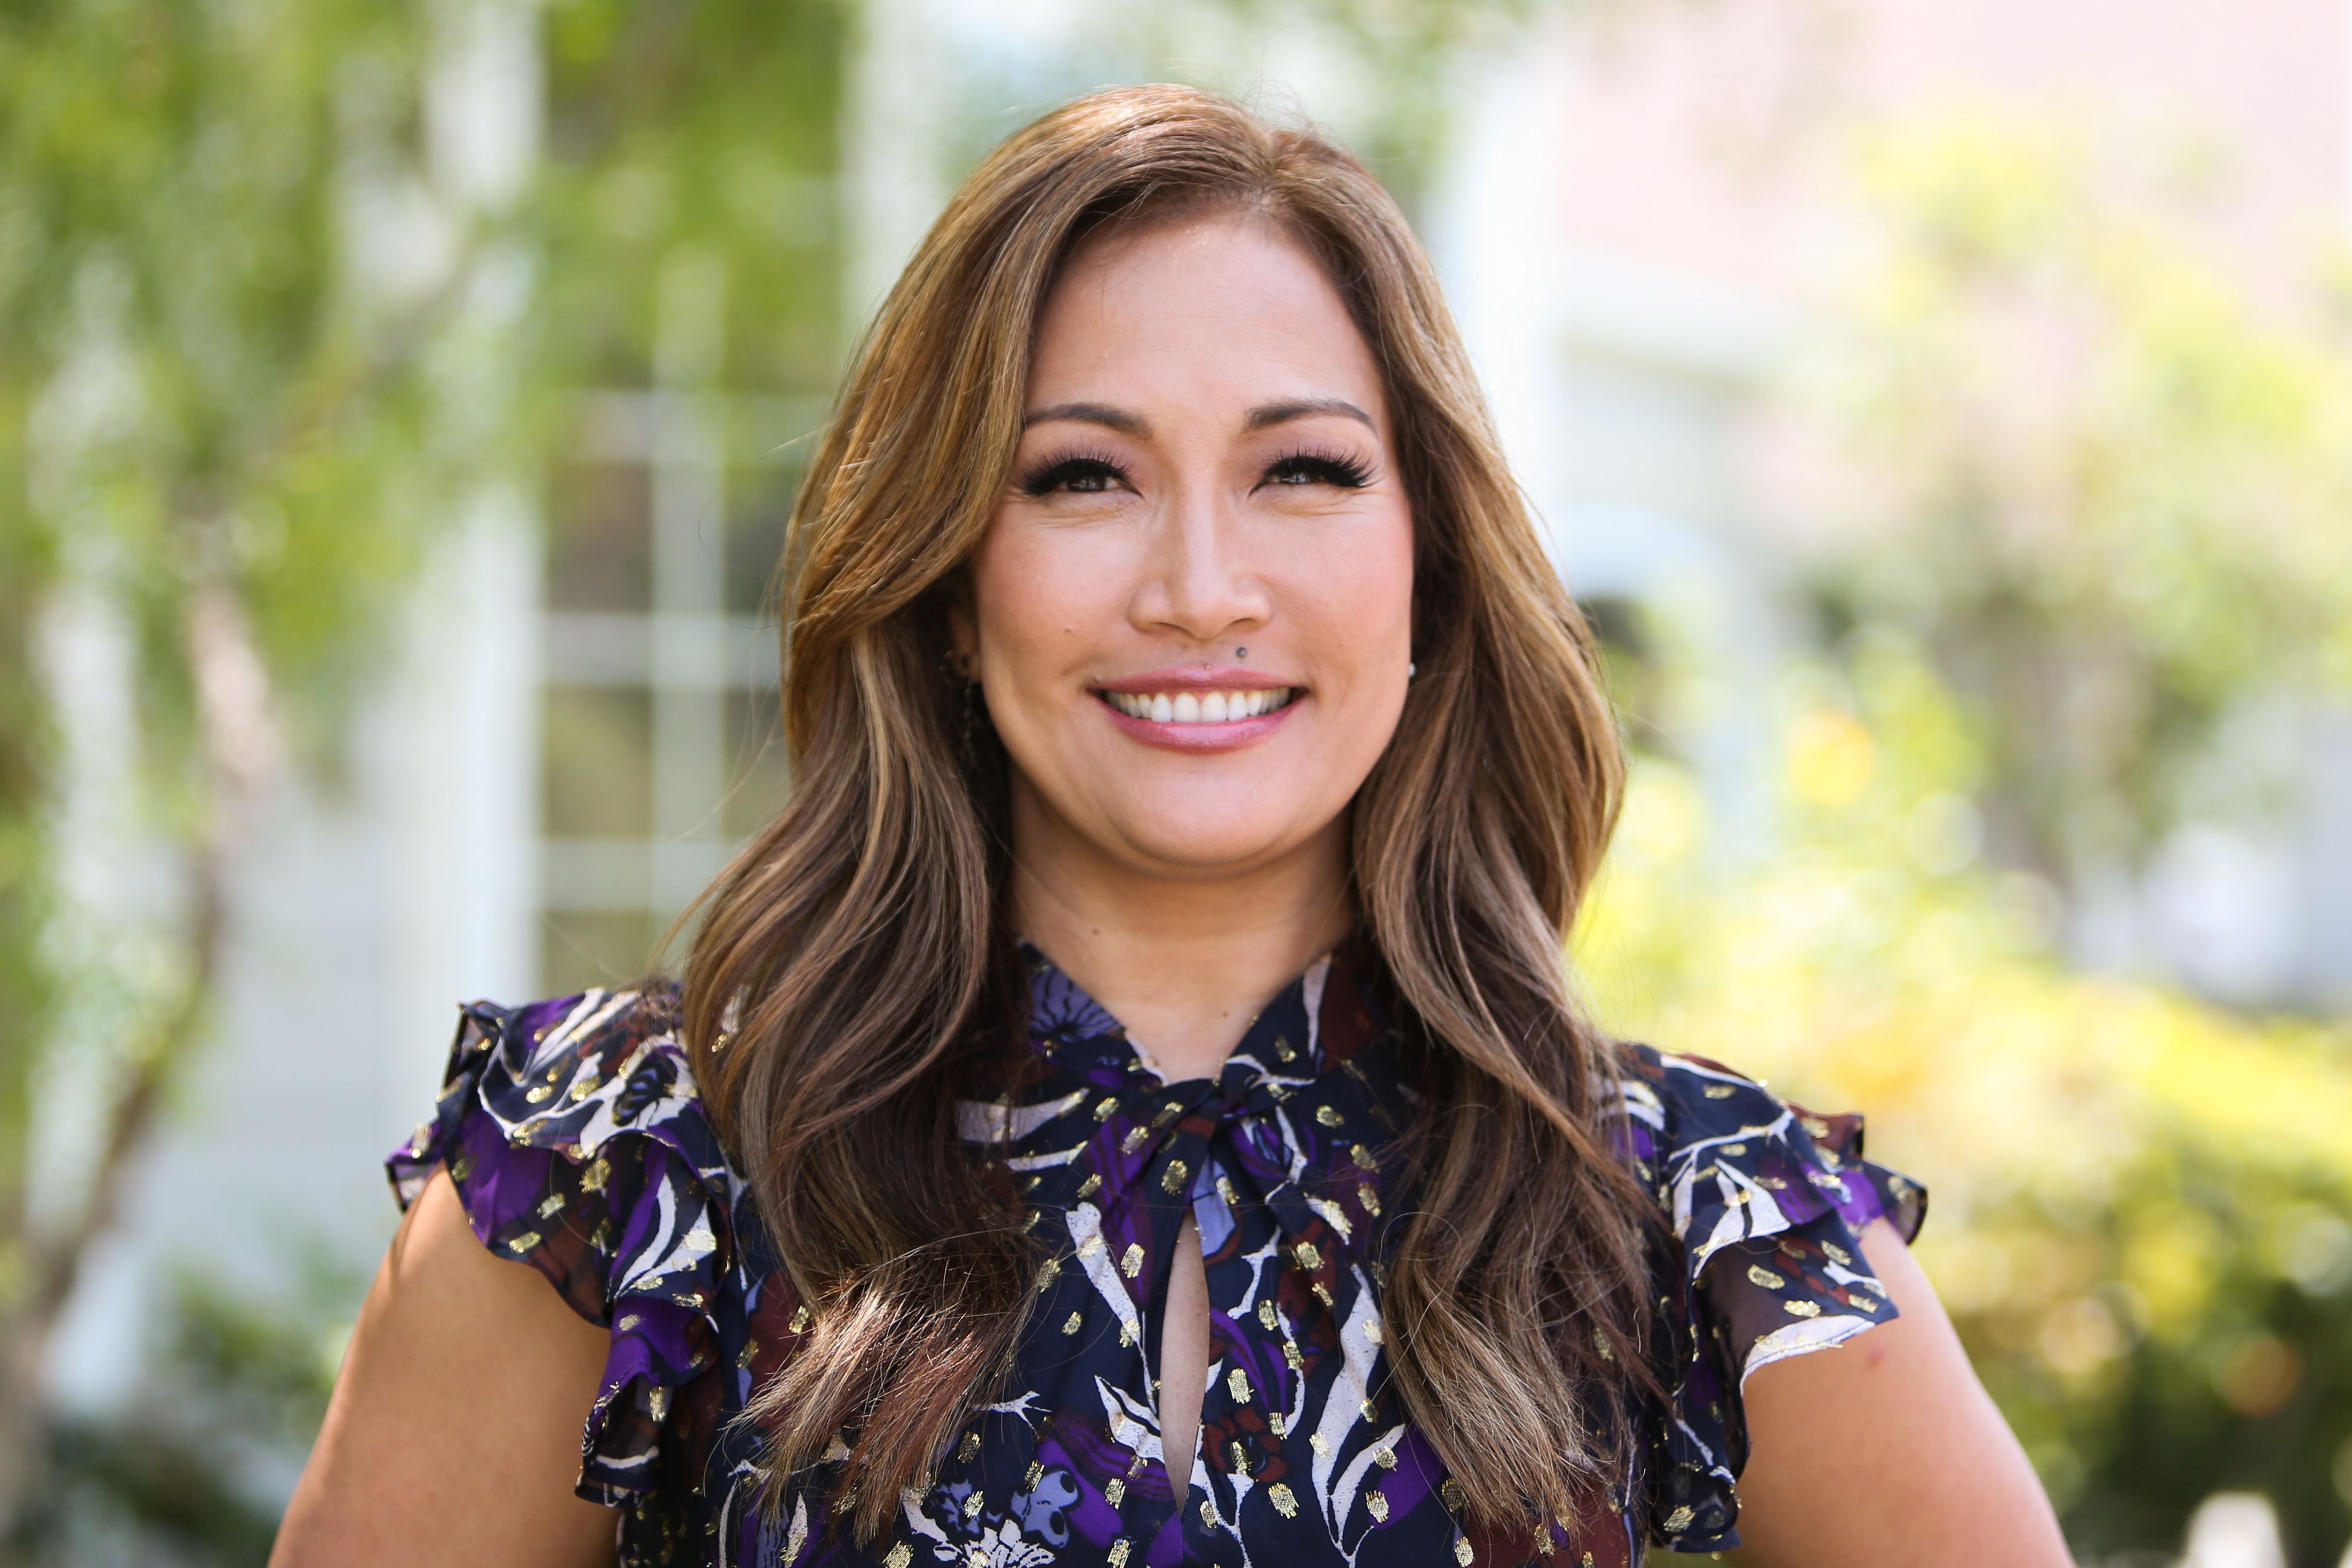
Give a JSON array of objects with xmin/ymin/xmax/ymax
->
[{"xmin": 388, "ymin": 938, "xmax": 1924, "ymax": 1567}]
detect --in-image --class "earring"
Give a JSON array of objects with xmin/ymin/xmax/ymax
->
[{"xmin": 1407, "ymin": 661, "xmax": 1418, "ymax": 680}]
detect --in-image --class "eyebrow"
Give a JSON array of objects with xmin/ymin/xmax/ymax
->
[
  {"xmin": 1021, "ymin": 402, "xmax": 1150, "ymax": 436},
  {"xmin": 1243, "ymin": 397, "xmax": 1375, "ymax": 432},
  {"xmin": 1018, "ymin": 396, "xmax": 1377, "ymax": 436}
]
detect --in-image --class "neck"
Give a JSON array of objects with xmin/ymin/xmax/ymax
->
[{"xmin": 1008, "ymin": 784, "xmax": 1355, "ymax": 1084}]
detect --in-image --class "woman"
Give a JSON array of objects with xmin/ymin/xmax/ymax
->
[{"xmin": 276, "ymin": 86, "xmax": 2067, "ymax": 1567}]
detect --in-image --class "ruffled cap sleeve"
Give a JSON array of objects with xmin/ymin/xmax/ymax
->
[
  {"xmin": 1617, "ymin": 1047, "xmax": 1927, "ymax": 1553},
  {"xmin": 386, "ymin": 986, "xmax": 749, "ymax": 1507}
]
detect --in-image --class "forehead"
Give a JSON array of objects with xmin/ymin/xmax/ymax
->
[{"xmin": 1028, "ymin": 209, "xmax": 1387, "ymax": 419}]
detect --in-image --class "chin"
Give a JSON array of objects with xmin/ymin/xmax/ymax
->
[{"xmin": 1106, "ymin": 805, "xmax": 1324, "ymax": 874}]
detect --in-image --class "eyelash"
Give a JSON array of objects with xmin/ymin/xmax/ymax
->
[
  {"xmin": 1263, "ymin": 449, "xmax": 1374, "ymax": 489},
  {"xmin": 1018, "ymin": 452, "xmax": 1127, "ymax": 497},
  {"xmin": 1016, "ymin": 447, "xmax": 1376, "ymax": 496}
]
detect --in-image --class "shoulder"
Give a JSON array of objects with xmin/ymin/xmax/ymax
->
[
  {"xmin": 1611, "ymin": 1042, "xmax": 1923, "ymax": 1251},
  {"xmin": 1608, "ymin": 1043, "xmax": 1930, "ymax": 1553},
  {"xmin": 391, "ymin": 982, "xmax": 737, "ymax": 1213},
  {"xmin": 385, "ymin": 983, "xmax": 759, "ymax": 1512}
]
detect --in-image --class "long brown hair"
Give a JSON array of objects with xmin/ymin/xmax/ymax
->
[{"xmin": 681, "ymin": 83, "xmax": 1656, "ymax": 1538}]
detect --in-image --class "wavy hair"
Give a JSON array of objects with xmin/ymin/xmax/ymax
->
[{"xmin": 680, "ymin": 83, "xmax": 1658, "ymax": 1540}]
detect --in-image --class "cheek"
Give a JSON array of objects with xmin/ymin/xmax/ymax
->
[
  {"xmin": 970, "ymin": 528, "xmax": 1080, "ymax": 661},
  {"xmin": 1287, "ymin": 511, "xmax": 1416, "ymax": 676},
  {"xmin": 966, "ymin": 521, "xmax": 1131, "ymax": 727}
]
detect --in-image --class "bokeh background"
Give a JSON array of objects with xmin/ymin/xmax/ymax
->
[{"xmin": 4, "ymin": 0, "xmax": 2351, "ymax": 1563}]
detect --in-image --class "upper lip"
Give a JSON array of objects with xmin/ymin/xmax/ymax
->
[{"xmin": 1092, "ymin": 666, "xmax": 1299, "ymax": 694}]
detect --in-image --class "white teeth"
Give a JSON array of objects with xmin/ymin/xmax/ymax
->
[{"xmin": 1104, "ymin": 688, "xmax": 1295, "ymax": 724}]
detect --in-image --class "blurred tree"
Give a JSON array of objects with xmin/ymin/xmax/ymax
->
[
  {"xmin": 1582, "ymin": 633, "xmax": 2352, "ymax": 1565},
  {"xmin": 0, "ymin": 0, "xmax": 449, "ymax": 1545},
  {"xmin": 1752, "ymin": 112, "xmax": 2352, "ymax": 898},
  {"xmin": 1605, "ymin": 108, "xmax": 2352, "ymax": 1567}
]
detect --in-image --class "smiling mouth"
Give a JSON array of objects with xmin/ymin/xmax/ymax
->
[{"xmin": 1095, "ymin": 687, "xmax": 1298, "ymax": 724}]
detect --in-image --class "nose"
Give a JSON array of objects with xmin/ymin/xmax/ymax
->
[{"xmin": 1128, "ymin": 481, "xmax": 1271, "ymax": 646}]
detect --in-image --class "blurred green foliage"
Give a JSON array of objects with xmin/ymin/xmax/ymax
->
[
  {"xmin": 20, "ymin": 1255, "xmax": 359, "ymax": 1567},
  {"xmin": 1590, "ymin": 112, "xmax": 2352, "ymax": 1567},
  {"xmin": 1761, "ymin": 111, "xmax": 2352, "ymax": 886}
]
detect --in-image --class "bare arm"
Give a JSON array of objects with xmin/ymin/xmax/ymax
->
[
  {"xmin": 1726, "ymin": 1217, "xmax": 2069, "ymax": 1567},
  {"xmin": 272, "ymin": 1169, "xmax": 618, "ymax": 1568}
]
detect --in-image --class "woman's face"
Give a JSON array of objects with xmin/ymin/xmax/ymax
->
[{"xmin": 958, "ymin": 210, "xmax": 1415, "ymax": 882}]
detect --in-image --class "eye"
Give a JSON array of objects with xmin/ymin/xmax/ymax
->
[
  {"xmin": 1262, "ymin": 450, "xmax": 1374, "ymax": 490},
  {"xmin": 1020, "ymin": 454, "xmax": 1130, "ymax": 497}
]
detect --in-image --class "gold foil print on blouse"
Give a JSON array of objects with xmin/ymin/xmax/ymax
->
[
  {"xmin": 884, "ymin": 1546, "xmax": 912, "ymax": 1568},
  {"xmin": 1366, "ymin": 1489, "xmax": 1390, "ymax": 1523},
  {"xmin": 1269, "ymin": 1483, "xmax": 1299, "ymax": 1518},
  {"xmin": 1161, "ymin": 1159, "xmax": 1190, "ymax": 1196},
  {"xmin": 1107, "ymin": 1540, "xmax": 1131, "ymax": 1568},
  {"xmin": 1105, "ymin": 1477, "xmax": 1126, "ymax": 1507},
  {"xmin": 1454, "ymin": 1539, "xmax": 1474, "ymax": 1564},
  {"xmin": 1062, "ymin": 1311, "xmax": 1082, "ymax": 1335},
  {"xmin": 1257, "ymin": 1299, "xmax": 1279, "ymax": 1330},
  {"xmin": 1119, "ymin": 1243, "xmax": 1144, "ymax": 1278},
  {"xmin": 1227, "ymin": 1367, "xmax": 1252, "ymax": 1402},
  {"xmin": 1315, "ymin": 1105, "xmax": 1344, "ymax": 1127},
  {"xmin": 1746, "ymin": 1265, "xmax": 1785, "ymax": 1289},
  {"xmin": 956, "ymin": 1432, "xmax": 981, "ymax": 1463},
  {"xmin": 1784, "ymin": 1298, "xmax": 1823, "ymax": 1318}
]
